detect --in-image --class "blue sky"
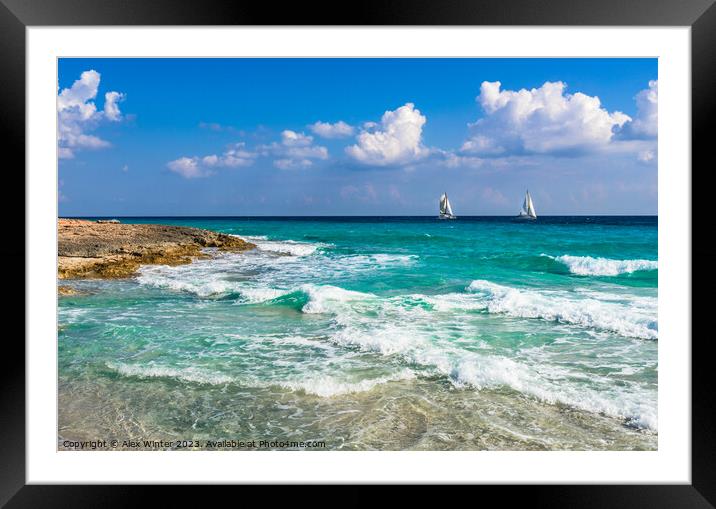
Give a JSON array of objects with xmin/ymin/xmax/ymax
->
[{"xmin": 58, "ymin": 58, "xmax": 657, "ymax": 216}]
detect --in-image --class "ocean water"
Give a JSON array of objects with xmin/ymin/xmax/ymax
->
[{"xmin": 58, "ymin": 217, "xmax": 658, "ymax": 450}]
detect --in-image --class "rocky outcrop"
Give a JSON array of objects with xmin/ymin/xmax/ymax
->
[{"xmin": 58, "ymin": 219, "xmax": 255, "ymax": 279}]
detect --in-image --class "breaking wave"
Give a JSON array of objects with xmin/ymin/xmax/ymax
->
[
  {"xmin": 239, "ymin": 235, "xmax": 322, "ymax": 257},
  {"xmin": 292, "ymin": 285, "xmax": 658, "ymax": 430},
  {"xmin": 293, "ymin": 281, "xmax": 657, "ymax": 341},
  {"xmin": 466, "ymin": 280, "xmax": 657, "ymax": 340},
  {"xmin": 544, "ymin": 254, "xmax": 658, "ymax": 276},
  {"xmin": 125, "ymin": 231, "xmax": 658, "ymax": 430},
  {"xmin": 106, "ymin": 277, "xmax": 658, "ymax": 429}
]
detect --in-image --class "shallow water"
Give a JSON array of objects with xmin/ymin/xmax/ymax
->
[{"xmin": 58, "ymin": 217, "xmax": 658, "ymax": 450}]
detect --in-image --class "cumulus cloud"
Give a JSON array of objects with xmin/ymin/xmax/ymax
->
[
  {"xmin": 216, "ymin": 143, "xmax": 257, "ymax": 168},
  {"xmin": 260, "ymin": 130, "xmax": 328, "ymax": 169},
  {"xmin": 621, "ymin": 80, "xmax": 658, "ymax": 139},
  {"xmin": 57, "ymin": 70, "xmax": 125, "ymax": 159},
  {"xmin": 167, "ymin": 157, "xmax": 206, "ymax": 179},
  {"xmin": 103, "ymin": 91, "xmax": 124, "ymax": 121},
  {"xmin": 309, "ymin": 120, "xmax": 355, "ymax": 138},
  {"xmin": 167, "ymin": 142, "xmax": 256, "ymax": 178},
  {"xmin": 462, "ymin": 81, "xmax": 631, "ymax": 157},
  {"xmin": 346, "ymin": 103, "xmax": 429, "ymax": 166},
  {"xmin": 280, "ymin": 130, "xmax": 314, "ymax": 147}
]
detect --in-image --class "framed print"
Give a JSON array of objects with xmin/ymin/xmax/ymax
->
[{"xmin": 4, "ymin": 0, "xmax": 714, "ymax": 503}]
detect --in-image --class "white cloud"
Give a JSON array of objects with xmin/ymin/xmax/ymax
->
[
  {"xmin": 462, "ymin": 81, "xmax": 631, "ymax": 156},
  {"xmin": 103, "ymin": 91, "xmax": 124, "ymax": 121},
  {"xmin": 57, "ymin": 70, "xmax": 125, "ymax": 159},
  {"xmin": 281, "ymin": 130, "xmax": 314, "ymax": 147},
  {"xmin": 622, "ymin": 80, "xmax": 658, "ymax": 139},
  {"xmin": 167, "ymin": 157, "xmax": 207, "ymax": 179},
  {"xmin": 285, "ymin": 145, "xmax": 328, "ymax": 160},
  {"xmin": 261, "ymin": 130, "xmax": 328, "ymax": 169},
  {"xmin": 202, "ymin": 155, "xmax": 219, "ymax": 166},
  {"xmin": 58, "ymin": 70, "xmax": 101, "ymax": 118},
  {"xmin": 167, "ymin": 142, "xmax": 256, "ymax": 178},
  {"xmin": 309, "ymin": 120, "xmax": 355, "ymax": 138},
  {"xmin": 274, "ymin": 158, "xmax": 313, "ymax": 170},
  {"xmin": 442, "ymin": 153, "xmax": 485, "ymax": 169},
  {"xmin": 215, "ymin": 143, "xmax": 257, "ymax": 167},
  {"xmin": 346, "ymin": 103, "xmax": 429, "ymax": 166}
]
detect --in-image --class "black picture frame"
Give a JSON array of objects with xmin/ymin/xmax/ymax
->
[{"xmin": 3, "ymin": 0, "xmax": 712, "ymax": 504}]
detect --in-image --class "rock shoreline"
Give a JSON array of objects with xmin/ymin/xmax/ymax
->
[{"xmin": 58, "ymin": 219, "xmax": 255, "ymax": 279}]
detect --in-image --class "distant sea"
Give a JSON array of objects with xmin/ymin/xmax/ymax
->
[{"xmin": 58, "ymin": 216, "xmax": 657, "ymax": 450}]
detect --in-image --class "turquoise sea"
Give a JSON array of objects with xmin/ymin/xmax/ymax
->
[{"xmin": 58, "ymin": 217, "xmax": 658, "ymax": 450}]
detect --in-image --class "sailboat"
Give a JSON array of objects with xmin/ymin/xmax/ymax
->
[
  {"xmin": 516, "ymin": 190, "xmax": 537, "ymax": 220},
  {"xmin": 439, "ymin": 192, "xmax": 456, "ymax": 220}
]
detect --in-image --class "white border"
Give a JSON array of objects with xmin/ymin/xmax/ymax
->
[{"xmin": 27, "ymin": 27, "xmax": 691, "ymax": 483}]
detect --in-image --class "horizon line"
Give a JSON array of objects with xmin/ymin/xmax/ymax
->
[{"xmin": 61, "ymin": 214, "xmax": 659, "ymax": 218}]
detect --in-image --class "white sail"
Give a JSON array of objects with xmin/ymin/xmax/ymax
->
[
  {"xmin": 439, "ymin": 192, "xmax": 455, "ymax": 218},
  {"xmin": 519, "ymin": 190, "xmax": 537, "ymax": 219},
  {"xmin": 526, "ymin": 191, "xmax": 536, "ymax": 218},
  {"xmin": 521, "ymin": 196, "xmax": 529, "ymax": 215}
]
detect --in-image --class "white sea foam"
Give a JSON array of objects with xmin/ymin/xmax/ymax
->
[
  {"xmin": 420, "ymin": 292, "xmax": 488, "ymax": 312},
  {"xmin": 277, "ymin": 369, "xmax": 417, "ymax": 397},
  {"xmin": 137, "ymin": 234, "xmax": 415, "ymax": 300},
  {"xmin": 138, "ymin": 271, "xmax": 290, "ymax": 302},
  {"xmin": 237, "ymin": 235, "xmax": 323, "ymax": 257},
  {"xmin": 131, "ymin": 235, "xmax": 657, "ymax": 430},
  {"xmin": 107, "ymin": 362, "xmax": 234, "ymax": 385},
  {"xmin": 236, "ymin": 286, "xmax": 291, "ymax": 303},
  {"xmin": 297, "ymin": 281, "xmax": 657, "ymax": 341},
  {"xmin": 138, "ymin": 255, "xmax": 413, "ymax": 300},
  {"xmin": 322, "ymin": 310, "xmax": 658, "ymax": 429},
  {"xmin": 545, "ymin": 254, "xmax": 658, "ymax": 276},
  {"xmin": 466, "ymin": 280, "xmax": 657, "ymax": 340},
  {"xmin": 106, "ymin": 361, "xmax": 414, "ymax": 397},
  {"xmin": 285, "ymin": 282, "xmax": 658, "ymax": 428},
  {"xmin": 448, "ymin": 357, "xmax": 657, "ymax": 430},
  {"xmin": 299, "ymin": 284, "xmax": 373, "ymax": 314},
  {"xmin": 109, "ymin": 276, "xmax": 659, "ymax": 429}
]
